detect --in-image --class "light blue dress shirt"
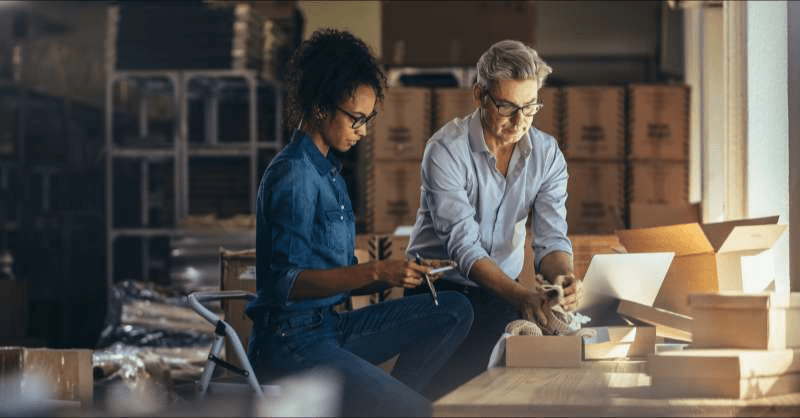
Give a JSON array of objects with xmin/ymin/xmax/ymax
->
[{"xmin": 406, "ymin": 109, "xmax": 572, "ymax": 286}]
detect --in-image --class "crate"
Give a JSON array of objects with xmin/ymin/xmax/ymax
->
[
  {"xmin": 534, "ymin": 86, "xmax": 561, "ymax": 140},
  {"xmin": 627, "ymin": 159, "xmax": 688, "ymax": 205},
  {"xmin": 365, "ymin": 160, "xmax": 422, "ymax": 234},
  {"xmin": 566, "ymin": 160, "xmax": 625, "ymax": 234},
  {"xmin": 369, "ymin": 87, "xmax": 432, "ymax": 161},
  {"xmin": 562, "ymin": 86, "xmax": 625, "ymax": 160},
  {"xmin": 433, "ymin": 87, "xmax": 475, "ymax": 132},
  {"xmin": 219, "ymin": 248, "xmax": 256, "ymax": 369},
  {"xmin": 628, "ymin": 84, "xmax": 689, "ymax": 160}
]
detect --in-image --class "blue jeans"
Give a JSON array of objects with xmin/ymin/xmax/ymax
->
[{"xmin": 247, "ymin": 291, "xmax": 473, "ymax": 417}]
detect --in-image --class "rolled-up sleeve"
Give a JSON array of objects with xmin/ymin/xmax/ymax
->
[
  {"xmin": 263, "ymin": 160, "xmax": 317, "ymax": 308},
  {"xmin": 422, "ymin": 141, "xmax": 489, "ymax": 277},
  {"xmin": 532, "ymin": 148, "xmax": 572, "ymax": 269}
]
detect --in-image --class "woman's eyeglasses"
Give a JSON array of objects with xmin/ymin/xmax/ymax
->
[{"xmin": 338, "ymin": 107, "xmax": 378, "ymax": 129}]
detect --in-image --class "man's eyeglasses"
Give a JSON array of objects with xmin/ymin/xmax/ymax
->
[
  {"xmin": 337, "ymin": 107, "xmax": 378, "ymax": 129},
  {"xmin": 485, "ymin": 92, "xmax": 543, "ymax": 117}
]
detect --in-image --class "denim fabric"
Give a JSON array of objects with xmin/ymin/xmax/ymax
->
[
  {"xmin": 248, "ymin": 292, "xmax": 473, "ymax": 417},
  {"xmin": 406, "ymin": 282, "xmax": 520, "ymax": 401},
  {"xmin": 247, "ymin": 130, "xmax": 355, "ymax": 313},
  {"xmin": 406, "ymin": 110, "xmax": 572, "ymax": 284}
]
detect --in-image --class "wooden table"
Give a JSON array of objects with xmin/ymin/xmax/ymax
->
[{"xmin": 433, "ymin": 360, "xmax": 800, "ymax": 417}]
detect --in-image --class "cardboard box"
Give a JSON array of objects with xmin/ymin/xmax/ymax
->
[
  {"xmin": 0, "ymin": 347, "xmax": 93, "ymax": 407},
  {"xmin": 433, "ymin": 88, "xmax": 476, "ymax": 132},
  {"xmin": 584, "ymin": 325, "xmax": 656, "ymax": 359},
  {"xmin": 616, "ymin": 216, "xmax": 787, "ymax": 316},
  {"xmin": 628, "ymin": 84, "xmax": 690, "ymax": 161},
  {"xmin": 617, "ymin": 299, "xmax": 692, "ymax": 342},
  {"xmin": 370, "ymin": 87, "xmax": 431, "ymax": 161},
  {"xmin": 627, "ymin": 159, "xmax": 688, "ymax": 204},
  {"xmin": 566, "ymin": 160, "xmax": 625, "ymax": 234},
  {"xmin": 220, "ymin": 248, "xmax": 256, "ymax": 368},
  {"xmin": 382, "ymin": 1, "xmax": 536, "ymax": 67},
  {"xmin": 562, "ymin": 86, "xmax": 625, "ymax": 160},
  {"xmin": 505, "ymin": 335, "xmax": 584, "ymax": 368},
  {"xmin": 533, "ymin": 87, "xmax": 561, "ymax": 140},
  {"xmin": 628, "ymin": 203, "xmax": 700, "ymax": 229},
  {"xmin": 648, "ymin": 348, "xmax": 800, "ymax": 399},
  {"xmin": 365, "ymin": 160, "xmax": 422, "ymax": 234},
  {"xmin": 689, "ymin": 292, "xmax": 800, "ymax": 350}
]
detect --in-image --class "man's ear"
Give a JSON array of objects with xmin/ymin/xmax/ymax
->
[{"xmin": 472, "ymin": 84, "xmax": 482, "ymax": 106}]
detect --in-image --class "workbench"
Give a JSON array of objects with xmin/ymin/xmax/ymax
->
[{"xmin": 433, "ymin": 359, "xmax": 800, "ymax": 417}]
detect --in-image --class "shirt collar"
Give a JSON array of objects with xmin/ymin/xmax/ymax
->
[
  {"xmin": 467, "ymin": 110, "xmax": 533, "ymax": 159},
  {"xmin": 293, "ymin": 130, "xmax": 343, "ymax": 176}
]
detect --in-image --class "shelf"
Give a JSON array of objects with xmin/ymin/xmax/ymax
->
[{"xmin": 111, "ymin": 148, "xmax": 176, "ymax": 159}]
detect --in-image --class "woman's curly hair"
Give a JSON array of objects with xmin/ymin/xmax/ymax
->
[{"xmin": 285, "ymin": 28, "xmax": 387, "ymax": 131}]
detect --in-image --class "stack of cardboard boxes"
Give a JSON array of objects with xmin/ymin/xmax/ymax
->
[{"xmin": 561, "ymin": 86, "xmax": 627, "ymax": 234}]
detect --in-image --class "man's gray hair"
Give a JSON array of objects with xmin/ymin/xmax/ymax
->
[{"xmin": 475, "ymin": 40, "xmax": 552, "ymax": 93}]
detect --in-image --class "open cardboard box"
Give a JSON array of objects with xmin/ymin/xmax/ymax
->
[{"xmin": 616, "ymin": 216, "xmax": 787, "ymax": 316}]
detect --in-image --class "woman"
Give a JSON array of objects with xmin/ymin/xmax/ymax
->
[{"xmin": 245, "ymin": 28, "xmax": 473, "ymax": 417}]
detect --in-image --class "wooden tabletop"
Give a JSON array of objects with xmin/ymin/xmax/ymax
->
[{"xmin": 433, "ymin": 360, "xmax": 800, "ymax": 417}]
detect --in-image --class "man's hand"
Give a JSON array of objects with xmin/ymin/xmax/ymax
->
[{"xmin": 555, "ymin": 273, "xmax": 582, "ymax": 312}]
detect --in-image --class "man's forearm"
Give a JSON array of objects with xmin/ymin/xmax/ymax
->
[
  {"xmin": 538, "ymin": 251, "xmax": 574, "ymax": 284},
  {"xmin": 468, "ymin": 257, "xmax": 531, "ymax": 308}
]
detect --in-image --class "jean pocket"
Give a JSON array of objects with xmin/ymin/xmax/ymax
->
[{"xmin": 322, "ymin": 209, "xmax": 352, "ymax": 252}]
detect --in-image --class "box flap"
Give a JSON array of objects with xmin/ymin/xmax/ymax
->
[
  {"xmin": 716, "ymin": 224, "xmax": 787, "ymax": 254},
  {"xmin": 688, "ymin": 292, "xmax": 773, "ymax": 309},
  {"xmin": 700, "ymin": 215, "xmax": 780, "ymax": 251},
  {"xmin": 616, "ymin": 223, "xmax": 712, "ymax": 255}
]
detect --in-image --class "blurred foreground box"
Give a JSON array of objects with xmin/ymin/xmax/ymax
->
[{"xmin": 0, "ymin": 347, "xmax": 92, "ymax": 407}]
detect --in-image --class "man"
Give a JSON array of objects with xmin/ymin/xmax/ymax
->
[{"xmin": 405, "ymin": 39, "xmax": 581, "ymax": 399}]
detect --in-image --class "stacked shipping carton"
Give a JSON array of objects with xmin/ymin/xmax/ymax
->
[
  {"xmin": 626, "ymin": 84, "xmax": 698, "ymax": 228},
  {"xmin": 561, "ymin": 86, "xmax": 626, "ymax": 234}
]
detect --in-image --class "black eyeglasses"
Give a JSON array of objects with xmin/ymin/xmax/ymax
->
[
  {"xmin": 484, "ymin": 92, "xmax": 543, "ymax": 117},
  {"xmin": 337, "ymin": 107, "xmax": 378, "ymax": 129}
]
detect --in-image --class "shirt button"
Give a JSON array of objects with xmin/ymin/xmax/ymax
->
[
  {"xmin": 340, "ymin": 205, "xmax": 344, "ymax": 209},
  {"xmin": 340, "ymin": 216, "xmax": 344, "ymax": 220}
]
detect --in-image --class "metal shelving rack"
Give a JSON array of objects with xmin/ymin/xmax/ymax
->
[{"xmin": 104, "ymin": 69, "xmax": 283, "ymax": 308}]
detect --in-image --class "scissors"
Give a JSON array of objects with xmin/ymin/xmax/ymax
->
[{"xmin": 415, "ymin": 253, "xmax": 452, "ymax": 307}]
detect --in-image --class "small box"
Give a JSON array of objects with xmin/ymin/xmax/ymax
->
[
  {"xmin": 617, "ymin": 299, "xmax": 692, "ymax": 342},
  {"xmin": 365, "ymin": 160, "xmax": 422, "ymax": 234},
  {"xmin": 628, "ymin": 84, "xmax": 690, "ymax": 161},
  {"xmin": 0, "ymin": 347, "xmax": 93, "ymax": 407},
  {"xmin": 616, "ymin": 216, "xmax": 787, "ymax": 316},
  {"xmin": 628, "ymin": 159, "xmax": 689, "ymax": 205},
  {"xmin": 689, "ymin": 292, "xmax": 800, "ymax": 350},
  {"xmin": 628, "ymin": 203, "xmax": 700, "ymax": 229},
  {"xmin": 220, "ymin": 248, "xmax": 256, "ymax": 368},
  {"xmin": 584, "ymin": 325, "xmax": 656, "ymax": 359},
  {"xmin": 562, "ymin": 86, "xmax": 625, "ymax": 160},
  {"xmin": 648, "ymin": 348, "xmax": 800, "ymax": 399},
  {"xmin": 433, "ymin": 88, "xmax": 476, "ymax": 132},
  {"xmin": 566, "ymin": 160, "xmax": 625, "ymax": 234},
  {"xmin": 505, "ymin": 335, "xmax": 584, "ymax": 368},
  {"xmin": 533, "ymin": 87, "xmax": 561, "ymax": 140},
  {"xmin": 370, "ymin": 87, "xmax": 431, "ymax": 161}
]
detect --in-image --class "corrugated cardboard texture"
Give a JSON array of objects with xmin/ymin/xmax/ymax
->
[
  {"xmin": 365, "ymin": 160, "xmax": 422, "ymax": 234},
  {"xmin": 433, "ymin": 88, "xmax": 476, "ymax": 132},
  {"xmin": 566, "ymin": 161, "xmax": 625, "ymax": 234},
  {"xmin": 0, "ymin": 347, "xmax": 93, "ymax": 407},
  {"xmin": 369, "ymin": 88, "xmax": 431, "ymax": 161},
  {"xmin": 534, "ymin": 87, "xmax": 561, "ymax": 140},
  {"xmin": 562, "ymin": 86, "xmax": 625, "ymax": 160},
  {"xmin": 505, "ymin": 335, "xmax": 583, "ymax": 368},
  {"xmin": 628, "ymin": 84, "xmax": 689, "ymax": 161},
  {"xmin": 220, "ymin": 248, "xmax": 256, "ymax": 368},
  {"xmin": 628, "ymin": 159, "xmax": 689, "ymax": 204},
  {"xmin": 628, "ymin": 203, "xmax": 700, "ymax": 229},
  {"xmin": 382, "ymin": 1, "xmax": 535, "ymax": 67}
]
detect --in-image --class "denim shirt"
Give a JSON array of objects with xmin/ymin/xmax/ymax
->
[
  {"xmin": 406, "ymin": 110, "xmax": 572, "ymax": 286},
  {"xmin": 247, "ymin": 130, "xmax": 355, "ymax": 312}
]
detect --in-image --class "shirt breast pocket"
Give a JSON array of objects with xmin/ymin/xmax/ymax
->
[{"xmin": 322, "ymin": 209, "xmax": 352, "ymax": 253}]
